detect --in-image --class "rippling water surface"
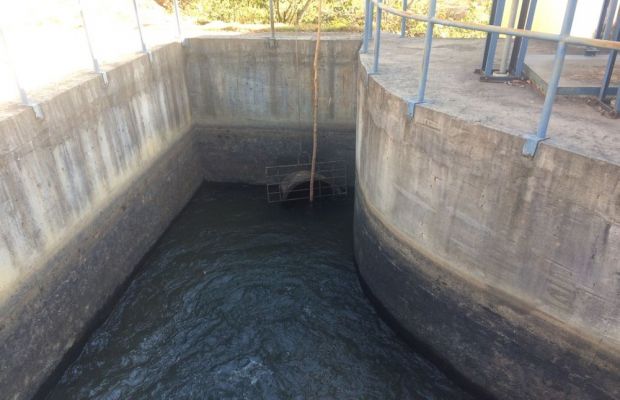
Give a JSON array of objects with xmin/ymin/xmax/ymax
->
[{"xmin": 48, "ymin": 183, "xmax": 472, "ymax": 400}]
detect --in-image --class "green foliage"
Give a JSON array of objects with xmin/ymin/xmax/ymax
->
[
  {"xmin": 386, "ymin": 0, "xmax": 491, "ymax": 38},
  {"xmin": 156, "ymin": 0, "xmax": 490, "ymax": 37}
]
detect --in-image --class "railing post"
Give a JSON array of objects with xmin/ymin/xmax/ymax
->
[
  {"xmin": 499, "ymin": 0, "xmax": 519, "ymax": 74},
  {"xmin": 269, "ymin": 0, "xmax": 276, "ymax": 44},
  {"xmin": 603, "ymin": 0, "xmax": 619, "ymax": 40},
  {"xmin": 371, "ymin": 0, "xmax": 383, "ymax": 74},
  {"xmin": 603, "ymin": 2, "xmax": 620, "ymax": 115},
  {"xmin": 400, "ymin": 0, "xmax": 408, "ymax": 38},
  {"xmin": 484, "ymin": 0, "xmax": 506, "ymax": 76},
  {"xmin": 132, "ymin": 0, "xmax": 151, "ymax": 60},
  {"xmin": 596, "ymin": 0, "xmax": 611, "ymax": 39},
  {"xmin": 481, "ymin": 0, "xmax": 498, "ymax": 72},
  {"xmin": 597, "ymin": 5, "xmax": 620, "ymax": 117},
  {"xmin": 173, "ymin": 0, "xmax": 183, "ymax": 42},
  {"xmin": 512, "ymin": 0, "xmax": 536, "ymax": 77},
  {"xmin": 0, "ymin": 26, "xmax": 43, "ymax": 118},
  {"xmin": 615, "ymin": 79, "xmax": 620, "ymax": 115},
  {"xmin": 408, "ymin": 0, "xmax": 436, "ymax": 116},
  {"xmin": 361, "ymin": 0, "xmax": 373, "ymax": 53},
  {"xmin": 523, "ymin": 0, "xmax": 578, "ymax": 156},
  {"xmin": 370, "ymin": 3, "xmax": 374, "ymax": 39},
  {"xmin": 78, "ymin": 0, "xmax": 108, "ymax": 85}
]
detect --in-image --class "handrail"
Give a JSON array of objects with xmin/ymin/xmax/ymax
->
[
  {"xmin": 0, "ymin": 26, "xmax": 43, "ymax": 118},
  {"xmin": 371, "ymin": 0, "xmax": 620, "ymax": 51},
  {"xmin": 362, "ymin": 0, "xmax": 618, "ymax": 157}
]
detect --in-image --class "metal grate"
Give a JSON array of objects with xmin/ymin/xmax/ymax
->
[{"xmin": 266, "ymin": 161, "xmax": 348, "ymax": 203}]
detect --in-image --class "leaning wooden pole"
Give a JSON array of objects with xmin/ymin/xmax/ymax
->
[{"xmin": 309, "ymin": 0, "xmax": 322, "ymax": 202}]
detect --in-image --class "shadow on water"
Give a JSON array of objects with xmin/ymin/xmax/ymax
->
[{"xmin": 46, "ymin": 183, "xmax": 473, "ymax": 400}]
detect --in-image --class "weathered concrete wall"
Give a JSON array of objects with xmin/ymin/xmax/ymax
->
[
  {"xmin": 0, "ymin": 43, "xmax": 202, "ymax": 400},
  {"xmin": 186, "ymin": 34, "xmax": 359, "ymax": 184},
  {"xmin": 186, "ymin": 35, "xmax": 359, "ymax": 130},
  {"xmin": 355, "ymin": 60, "xmax": 620, "ymax": 399},
  {"xmin": 197, "ymin": 126, "xmax": 355, "ymax": 185}
]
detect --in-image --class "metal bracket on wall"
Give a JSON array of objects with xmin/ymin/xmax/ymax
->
[
  {"xmin": 26, "ymin": 102, "xmax": 44, "ymax": 119},
  {"xmin": 407, "ymin": 98, "xmax": 430, "ymax": 118},
  {"xmin": 268, "ymin": 38, "xmax": 277, "ymax": 49},
  {"xmin": 100, "ymin": 71, "xmax": 109, "ymax": 86},
  {"xmin": 522, "ymin": 134, "xmax": 547, "ymax": 157},
  {"xmin": 363, "ymin": 71, "xmax": 370, "ymax": 88}
]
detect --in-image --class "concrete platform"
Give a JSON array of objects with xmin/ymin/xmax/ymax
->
[
  {"xmin": 524, "ymin": 53, "xmax": 620, "ymax": 96},
  {"xmin": 365, "ymin": 35, "xmax": 620, "ymax": 165}
]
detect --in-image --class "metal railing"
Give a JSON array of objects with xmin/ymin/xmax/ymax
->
[
  {"xmin": 0, "ymin": 0, "xmax": 185, "ymax": 118},
  {"xmin": 361, "ymin": 0, "xmax": 620, "ymax": 156},
  {"xmin": 0, "ymin": 27, "xmax": 44, "ymax": 118}
]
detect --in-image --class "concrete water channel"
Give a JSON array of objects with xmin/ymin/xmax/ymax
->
[{"xmin": 0, "ymin": 32, "xmax": 618, "ymax": 400}]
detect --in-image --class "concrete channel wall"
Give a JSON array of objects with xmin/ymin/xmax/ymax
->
[
  {"xmin": 0, "ymin": 43, "xmax": 202, "ymax": 400},
  {"xmin": 186, "ymin": 35, "xmax": 359, "ymax": 184},
  {"xmin": 354, "ymin": 59, "xmax": 620, "ymax": 399}
]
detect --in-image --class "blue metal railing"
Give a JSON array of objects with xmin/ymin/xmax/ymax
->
[
  {"xmin": 0, "ymin": 27, "xmax": 43, "ymax": 119},
  {"xmin": 484, "ymin": 0, "xmax": 505, "ymax": 77},
  {"xmin": 400, "ymin": 0, "xmax": 408, "ymax": 38},
  {"xmin": 597, "ymin": 4, "xmax": 620, "ymax": 115},
  {"xmin": 78, "ymin": 0, "xmax": 108, "ymax": 85},
  {"xmin": 526, "ymin": 0, "xmax": 577, "ymax": 155},
  {"xmin": 361, "ymin": 0, "xmax": 620, "ymax": 156}
]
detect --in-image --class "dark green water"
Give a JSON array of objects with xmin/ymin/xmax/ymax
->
[{"xmin": 47, "ymin": 183, "xmax": 472, "ymax": 400}]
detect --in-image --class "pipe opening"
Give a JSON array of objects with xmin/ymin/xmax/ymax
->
[{"xmin": 280, "ymin": 170, "xmax": 345, "ymax": 201}]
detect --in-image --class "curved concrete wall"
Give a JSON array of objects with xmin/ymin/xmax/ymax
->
[{"xmin": 354, "ymin": 61, "xmax": 620, "ymax": 398}]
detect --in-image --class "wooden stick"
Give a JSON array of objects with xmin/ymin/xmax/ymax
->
[{"xmin": 309, "ymin": 0, "xmax": 322, "ymax": 202}]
